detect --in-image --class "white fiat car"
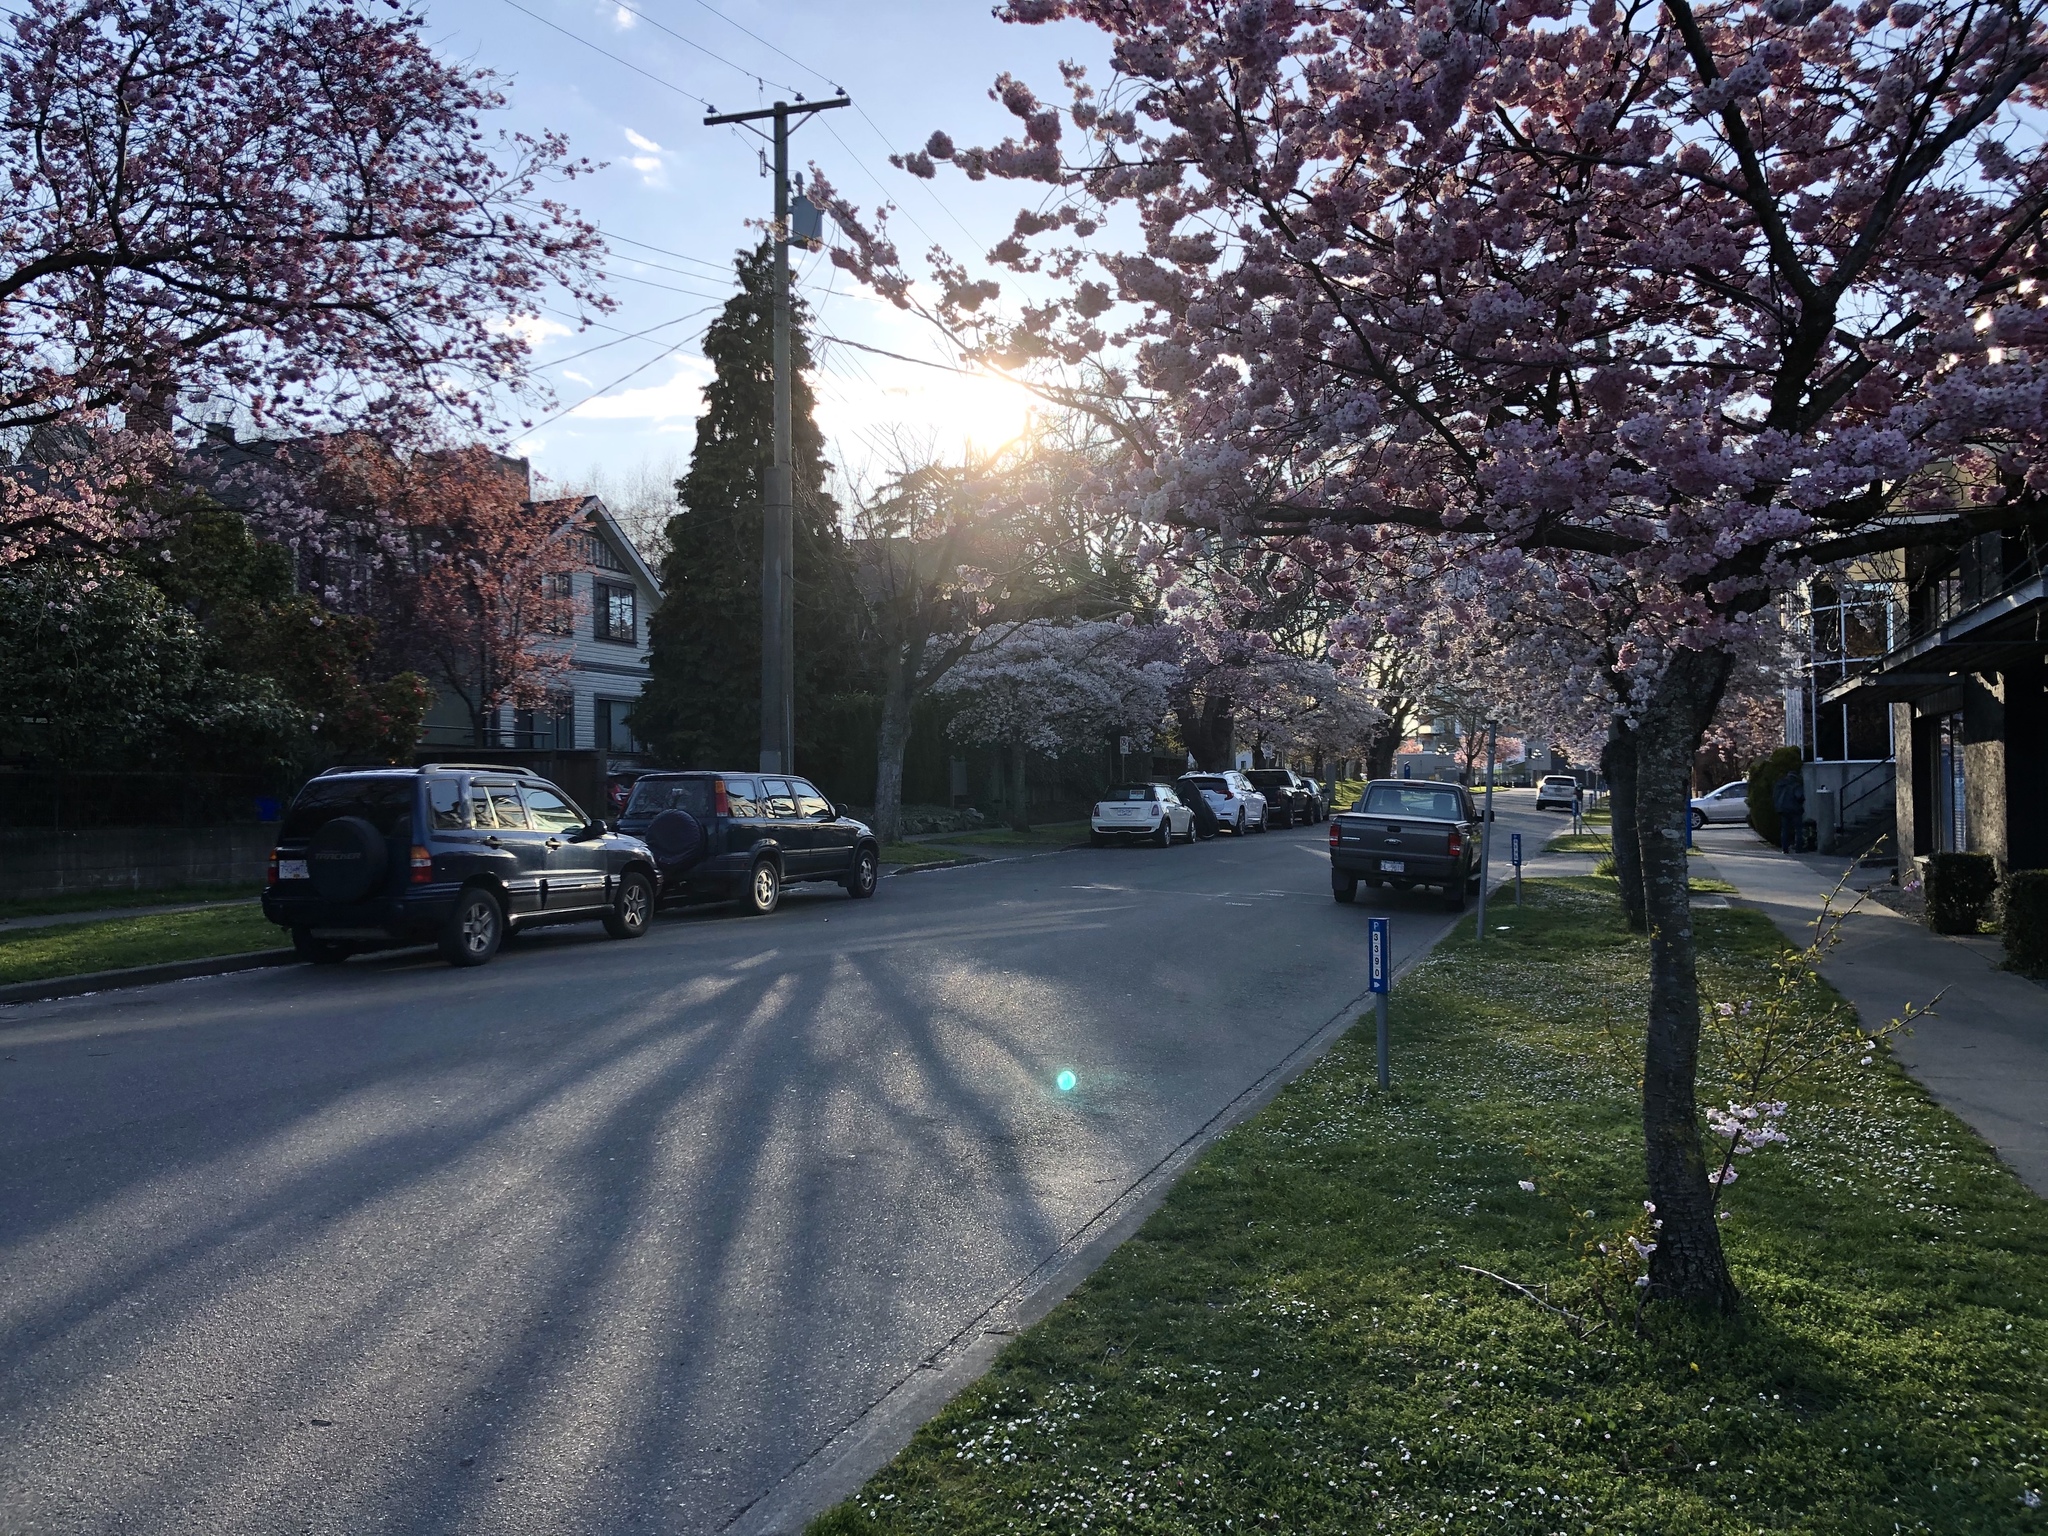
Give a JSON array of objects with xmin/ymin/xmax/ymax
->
[
  {"xmin": 1090, "ymin": 783, "xmax": 1197, "ymax": 846},
  {"xmin": 1175, "ymin": 771, "xmax": 1269, "ymax": 835}
]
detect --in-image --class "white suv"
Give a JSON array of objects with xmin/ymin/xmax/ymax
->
[
  {"xmin": 1176, "ymin": 771, "xmax": 1269, "ymax": 834},
  {"xmin": 1535, "ymin": 775, "xmax": 1580, "ymax": 812}
]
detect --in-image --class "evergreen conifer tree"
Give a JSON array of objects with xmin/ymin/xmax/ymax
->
[{"xmin": 635, "ymin": 243, "xmax": 868, "ymax": 770}]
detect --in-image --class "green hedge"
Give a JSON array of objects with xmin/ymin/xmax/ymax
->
[
  {"xmin": 1926, "ymin": 851, "xmax": 1999, "ymax": 935},
  {"xmin": 2002, "ymin": 868, "xmax": 2048, "ymax": 976},
  {"xmin": 1745, "ymin": 745, "xmax": 1804, "ymax": 845}
]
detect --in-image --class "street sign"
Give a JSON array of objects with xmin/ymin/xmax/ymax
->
[
  {"xmin": 1368, "ymin": 916, "xmax": 1391, "ymax": 1088},
  {"xmin": 1511, "ymin": 831, "xmax": 1522, "ymax": 867}
]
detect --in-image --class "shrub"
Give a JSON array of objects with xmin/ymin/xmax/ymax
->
[
  {"xmin": 1925, "ymin": 852, "xmax": 1999, "ymax": 935},
  {"xmin": 2002, "ymin": 869, "xmax": 2048, "ymax": 976},
  {"xmin": 1746, "ymin": 745, "xmax": 1805, "ymax": 845}
]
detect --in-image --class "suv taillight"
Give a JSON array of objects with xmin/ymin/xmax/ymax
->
[
  {"xmin": 1447, "ymin": 829, "xmax": 1464, "ymax": 859},
  {"xmin": 713, "ymin": 779, "xmax": 730, "ymax": 816},
  {"xmin": 267, "ymin": 848, "xmax": 280, "ymax": 885},
  {"xmin": 1328, "ymin": 822, "xmax": 1341, "ymax": 849},
  {"xmin": 410, "ymin": 845, "xmax": 433, "ymax": 883}
]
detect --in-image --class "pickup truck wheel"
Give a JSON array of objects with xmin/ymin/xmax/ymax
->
[
  {"xmin": 742, "ymin": 857, "xmax": 781, "ymax": 916},
  {"xmin": 440, "ymin": 887, "xmax": 503, "ymax": 967},
  {"xmin": 292, "ymin": 928, "xmax": 351, "ymax": 966},
  {"xmin": 844, "ymin": 846, "xmax": 879, "ymax": 899},
  {"xmin": 603, "ymin": 870, "xmax": 654, "ymax": 939},
  {"xmin": 1332, "ymin": 874, "xmax": 1357, "ymax": 904},
  {"xmin": 1442, "ymin": 881, "xmax": 1467, "ymax": 913}
]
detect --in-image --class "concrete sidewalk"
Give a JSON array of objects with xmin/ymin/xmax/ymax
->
[{"xmin": 1692, "ymin": 834, "xmax": 2047, "ymax": 1198}]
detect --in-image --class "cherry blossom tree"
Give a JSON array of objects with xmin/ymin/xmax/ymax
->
[
  {"xmin": 306, "ymin": 441, "xmax": 583, "ymax": 746},
  {"xmin": 0, "ymin": 0, "xmax": 604, "ymax": 566},
  {"xmin": 934, "ymin": 618, "xmax": 1174, "ymax": 830},
  {"xmin": 820, "ymin": 0, "xmax": 2048, "ymax": 1307}
]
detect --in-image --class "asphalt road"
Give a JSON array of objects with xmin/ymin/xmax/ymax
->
[{"xmin": 0, "ymin": 793, "xmax": 1556, "ymax": 1535}]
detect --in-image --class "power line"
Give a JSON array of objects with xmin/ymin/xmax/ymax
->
[
  {"xmin": 535, "ymin": 303, "xmax": 726, "ymax": 371},
  {"xmin": 601, "ymin": 267, "xmax": 733, "ymax": 300},
  {"xmin": 525, "ymin": 324, "xmax": 715, "ymax": 432},
  {"xmin": 602, "ymin": 231, "xmax": 742, "ymax": 275},
  {"xmin": 679, "ymin": 0, "xmax": 841, "ymax": 90},
  {"xmin": 494, "ymin": 0, "xmax": 715, "ymax": 108},
  {"xmin": 607, "ymin": 0, "xmax": 805, "ymax": 97}
]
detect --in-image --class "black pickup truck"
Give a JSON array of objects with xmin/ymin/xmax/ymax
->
[{"xmin": 1328, "ymin": 779, "xmax": 1486, "ymax": 911}]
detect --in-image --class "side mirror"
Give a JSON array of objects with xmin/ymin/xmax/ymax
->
[{"xmin": 580, "ymin": 820, "xmax": 608, "ymax": 840}]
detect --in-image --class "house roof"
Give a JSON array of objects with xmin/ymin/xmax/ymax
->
[{"xmin": 537, "ymin": 493, "xmax": 663, "ymax": 599}]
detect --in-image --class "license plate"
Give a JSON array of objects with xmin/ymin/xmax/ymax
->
[
  {"xmin": 1380, "ymin": 859, "xmax": 1406, "ymax": 873},
  {"xmin": 278, "ymin": 859, "xmax": 309, "ymax": 880}
]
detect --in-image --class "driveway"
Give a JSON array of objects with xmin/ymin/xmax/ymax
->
[{"xmin": 0, "ymin": 796, "xmax": 1554, "ymax": 1535}]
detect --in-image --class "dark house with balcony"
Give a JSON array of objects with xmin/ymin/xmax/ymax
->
[{"xmin": 1822, "ymin": 525, "xmax": 2047, "ymax": 875}]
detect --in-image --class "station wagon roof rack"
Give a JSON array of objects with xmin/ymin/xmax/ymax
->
[{"xmin": 416, "ymin": 762, "xmax": 527, "ymax": 774}]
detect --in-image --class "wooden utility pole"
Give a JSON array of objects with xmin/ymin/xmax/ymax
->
[{"xmin": 704, "ymin": 95, "xmax": 849, "ymax": 773}]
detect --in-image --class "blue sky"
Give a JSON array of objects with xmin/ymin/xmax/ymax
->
[{"xmin": 419, "ymin": 0, "xmax": 1112, "ymax": 496}]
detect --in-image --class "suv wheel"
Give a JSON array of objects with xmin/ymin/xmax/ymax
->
[
  {"xmin": 292, "ymin": 928, "xmax": 351, "ymax": 966},
  {"xmin": 743, "ymin": 857, "xmax": 781, "ymax": 916},
  {"xmin": 604, "ymin": 870, "xmax": 654, "ymax": 939},
  {"xmin": 1235, "ymin": 811, "xmax": 1246, "ymax": 835},
  {"xmin": 440, "ymin": 887, "xmax": 503, "ymax": 967},
  {"xmin": 845, "ymin": 846, "xmax": 879, "ymax": 899}
]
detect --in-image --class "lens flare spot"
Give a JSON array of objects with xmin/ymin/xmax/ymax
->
[{"xmin": 1056, "ymin": 1070, "xmax": 1077, "ymax": 1093}]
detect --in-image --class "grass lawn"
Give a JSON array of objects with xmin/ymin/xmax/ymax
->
[
  {"xmin": 881, "ymin": 843, "xmax": 987, "ymax": 869},
  {"xmin": 0, "ymin": 883, "xmax": 257, "ymax": 923},
  {"xmin": 932, "ymin": 821, "xmax": 1092, "ymax": 848},
  {"xmin": 0, "ymin": 905, "xmax": 284, "ymax": 985},
  {"xmin": 813, "ymin": 876, "xmax": 2047, "ymax": 1535},
  {"xmin": 1545, "ymin": 831, "xmax": 1616, "ymax": 855}
]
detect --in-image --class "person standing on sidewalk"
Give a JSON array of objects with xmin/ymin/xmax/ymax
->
[{"xmin": 1773, "ymin": 769, "xmax": 1806, "ymax": 854}]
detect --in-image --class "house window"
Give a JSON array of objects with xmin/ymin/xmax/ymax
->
[
  {"xmin": 596, "ymin": 697, "xmax": 640, "ymax": 754},
  {"xmin": 539, "ymin": 572, "xmax": 575, "ymax": 635},
  {"xmin": 514, "ymin": 700, "xmax": 575, "ymax": 750},
  {"xmin": 595, "ymin": 581, "xmax": 637, "ymax": 644}
]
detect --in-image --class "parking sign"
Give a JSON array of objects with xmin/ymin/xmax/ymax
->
[
  {"xmin": 1368, "ymin": 917, "xmax": 1390, "ymax": 994},
  {"xmin": 1511, "ymin": 831, "xmax": 1522, "ymax": 867}
]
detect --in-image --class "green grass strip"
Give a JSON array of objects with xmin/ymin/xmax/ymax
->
[
  {"xmin": 814, "ymin": 877, "xmax": 2047, "ymax": 1535},
  {"xmin": 0, "ymin": 883, "xmax": 258, "ymax": 922},
  {"xmin": 933, "ymin": 822, "xmax": 1092, "ymax": 848},
  {"xmin": 881, "ymin": 844, "xmax": 987, "ymax": 869},
  {"xmin": 0, "ymin": 904, "xmax": 282, "ymax": 984}
]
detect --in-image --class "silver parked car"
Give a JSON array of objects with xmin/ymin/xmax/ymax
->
[{"xmin": 1689, "ymin": 779, "xmax": 1750, "ymax": 828}]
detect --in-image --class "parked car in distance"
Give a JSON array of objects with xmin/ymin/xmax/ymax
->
[
  {"xmin": 263, "ymin": 764, "xmax": 660, "ymax": 968},
  {"xmin": 615, "ymin": 771, "xmax": 880, "ymax": 916},
  {"xmin": 1301, "ymin": 777, "xmax": 1331, "ymax": 819},
  {"xmin": 1535, "ymin": 774, "xmax": 1582, "ymax": 812},
  {"xmin": 1328, "ymin": 778, "xmax": 1484, "ymax": 911},
  {"xmin": 1090, "ymin": 783, "xmax": 1196, "ymax": 846},
  {"xmin": 1689, "ymin": 779, "xmax": 1750, "ymax": 828},
  {"xmin": 1243, "ymin": 768, "xmax": 1320, "ymax": 827},
  {"xmin": 1176, "ymin": 771, "xmax": 1269, "ymax": 835}
]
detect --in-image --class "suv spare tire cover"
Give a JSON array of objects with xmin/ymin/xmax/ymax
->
[
  {"xmin": 645, "ymin": 809, "xmax": 705, "ymax": 871},
  {"xmin": 309, "ymin": 816, "xmax": 388, "ymax": 901}
]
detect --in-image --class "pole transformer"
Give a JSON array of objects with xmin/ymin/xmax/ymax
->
[{"xmin": 703, "ymin": 95, "xmax": 849, "ymax": 774}]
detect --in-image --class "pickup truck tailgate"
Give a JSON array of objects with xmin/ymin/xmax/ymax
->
[{"xmin": 1331, "ymin": 815, "xmax": 1460, "ymax": 861}]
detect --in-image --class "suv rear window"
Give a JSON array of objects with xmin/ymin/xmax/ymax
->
[
  {"xmin": 1181, "ymin": 777, "xmax": 1228, "ymax": 793},
  {"xmin": 1101, "ymin": 785, "xmax": 1157, "ymax": 801},
  {"xmin": 282, "ymin": 776, "xmax": 416, "ymax": 840},
  {"xmin": 1362, "ymin": 784, "xmax": 1465, "ymax": 820},
  {"xmin": 627, "ymin": 777, "xmax": 715, "ymax": 818}
]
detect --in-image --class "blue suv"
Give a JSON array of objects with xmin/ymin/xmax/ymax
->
[
  {"xmin": 261, "ymin": 764, "xmax": 661, "ymax": 967},
  {"xmin": 615, "ymin": 770, "xmax": 880, "ymax": 915}
]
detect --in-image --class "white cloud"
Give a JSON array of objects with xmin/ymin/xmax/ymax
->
[
  {"xmin": 564, "ymin": 356, "xmax": 713, "ymax": 422},
  {"xmin": 621, "ymin": 128, "xmax": 668, "ymax": 187},
  {"xmin": 488, "ymin": 313, "xmax": 574, "ymax": 349},
  {"xmin": 561, "ymin": 370, "xmax": 592, "ymax": 386},
  {"xmin": 627, "ymin": 155, "xmax": 662, "ymax": 174},
  {"xmin": 613, "ymin": 4, "xmax": 635, "ymax": 26},
  {"xmin": 511, "ymin": 435, "xmax": 547, "ymax": 458},
  {"xmin": 624, "ymin": 127, "xmax": 661, "ymax": 153}
]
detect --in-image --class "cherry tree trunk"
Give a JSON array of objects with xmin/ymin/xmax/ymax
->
[
  {"xmin": 1006, "ymin": 746, "xmax": 1032, "ymax": 833},
  {"xmin": 1178, "ymin": 698, "xmax": 1235, "ymax": 771},
  {"xmin": 1602, "ymin": 715, "xmax": 1647, "ymax": 933},
  {"xmin": 1634, "ymin": 645, "xmax": 1739, "ymax": 1312},
  {"xmin": 871, "ymin": 646, "xmax": 916, "ymax": 848}
]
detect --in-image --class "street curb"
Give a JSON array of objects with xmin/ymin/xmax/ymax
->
[
  {"xmin": 881, "ymin": 855, "xmax": 987, "ymax": 876},
  {"xmin": 0, "ymin": 949, "xmax": 298, "ymax": 1010},
  {"xmin": 721, "ymin": 943, "xmax": 1441, "ymax": 1536}
]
